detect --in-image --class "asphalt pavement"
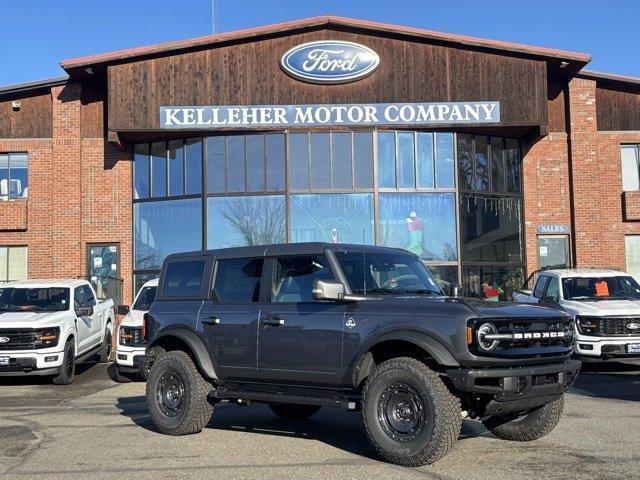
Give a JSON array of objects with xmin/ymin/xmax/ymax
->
[{"xmin": 0, "ymin": 360, "xmax": 639, "ymax": 480}]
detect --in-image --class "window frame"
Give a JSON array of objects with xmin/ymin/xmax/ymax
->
[
  {"xmin": 0, "ymin": 152, "xmax": 29, "ymax": 200},
  {"xmin": 0, "ymin": 245, "xmax": 28, "ymax": 283},
  {"xmin": 621, "ymin": 144, "xmax": 640, "ymax": 192}
]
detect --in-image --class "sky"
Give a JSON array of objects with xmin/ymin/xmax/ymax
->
[{"xmin": 1, "ymin": 0, "xmax": 638, "ymax": 87}]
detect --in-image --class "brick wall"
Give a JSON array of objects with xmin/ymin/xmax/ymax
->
[{"xmin": 0, "ymin": 82, "xmax": 133, "ymax": 304}]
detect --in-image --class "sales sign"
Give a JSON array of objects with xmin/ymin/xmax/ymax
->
[{"xmin": 160, "ymin": 102, "xmax": 501, "ymax": 129}]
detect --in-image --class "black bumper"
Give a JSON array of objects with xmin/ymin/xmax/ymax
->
[
  {"xmin": 447, "ymin": 358, "xmax": 581, "ymax": 401},
  {"xmin": 0, "ymin": 357, "xmax": 60, "ymax": 377},
  {"xmin": 117, "ymin": 355, "xmax": 146, "ymax": 375}
]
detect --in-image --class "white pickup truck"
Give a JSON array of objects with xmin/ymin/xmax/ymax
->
[
  {"xmin": 0, "ymin": 279, "xmax": 115, "ymax": 384},
  {"xmin": 512, "ymin": 268, "xmax": 640, "ymax": 360},
  {"xmin": 113, "ymin": 278, "xmax": 157, "ymax": 381}
]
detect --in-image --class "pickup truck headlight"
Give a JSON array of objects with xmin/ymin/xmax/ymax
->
[
  {"xmin": 34, "ymin": 328, "xmax": 60, "ymax": 349},
  {"xmin": 576, "ymin": 316, "xmax": 598, "ymax": 336},
  {"xmin": 119, "ymin": 326, "xmax": 146, "ymax": 347},
  {"xmin": 476, "ymin": 323, "xmax": 499, "ymax": 351}
]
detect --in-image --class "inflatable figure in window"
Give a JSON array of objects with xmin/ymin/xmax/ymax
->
[{"xmin": 406, "ymin": 211, "xmax": 424, "ymax": 256}]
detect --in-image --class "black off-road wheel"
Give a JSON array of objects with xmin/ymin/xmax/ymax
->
[
  {"xmin": 269, "ymin": 403, "xmax": 321, "ymax": 420},
  {"xmin": 53, "ymin": 339, "xmax": 76, "ymax": 385},
  {"xmin": 482, "ymin": 395, "xmax": 565, "ymax": 441},
  {"xmin": 362, "ymin": 357, "xmax": 461, "ymax": 467},
  {"xmin": 96, "ymin": 327, "xmax": 112, "ymax": 363},
  {"xmin": 146, "ymin": 350, "xmax": 214, "ymax": 435}
]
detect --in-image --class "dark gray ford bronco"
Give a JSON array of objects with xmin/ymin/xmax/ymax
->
[{"xmin": 144, "ymin": 243, "xmax": 580, "ymax": 466}]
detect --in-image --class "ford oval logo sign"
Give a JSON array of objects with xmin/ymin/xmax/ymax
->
[
  {"xmin": 0, "ymin": 336, "xmax": 10, "ymax": 344},
  {"xmin": 627, "ymin": 322, "xmax": 640, "ymax": 330},
  {"xmin": 281, "ymin": 40, "xmax": 380, "ymax": 84}
]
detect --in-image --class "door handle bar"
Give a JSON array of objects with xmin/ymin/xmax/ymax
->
[
  {"xmin": 263, "ymin": 316, "xmax": 285, "ymax": 326},
  {"xmin": 202, "ymin": 316, "xmax": 220, "ymax": 326}
]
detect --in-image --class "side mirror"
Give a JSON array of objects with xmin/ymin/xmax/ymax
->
[
  {"xmin": 75, "ymin": 305, "xmax": 94, "ymax": 317},
  {"xmin": 117, "ymin": 305, "xmax": 130, "ymax": 316},
  {"xmin": 446, "ymin": 283, "xmax": 462, "ymax": 298},
  {"xmin": 312, "ymin": 279, "xmax": 346, "ymax": 301}
]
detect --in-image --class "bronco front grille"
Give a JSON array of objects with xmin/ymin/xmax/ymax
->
[{"xmin": 578, "ymin": 316, "xmax": 640, "ymax": 336}]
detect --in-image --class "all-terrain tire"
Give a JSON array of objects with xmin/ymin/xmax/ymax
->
[
  {"xmin": 146, "ymin": 350, "xmax": 214, "ymax": 435},
  {"xmin": 52, "ymin": 339, "xmax": 76, "ymax": 385},
  {"xmin": 362, "ymin": 357, "xmax": 461, "ymax": 466},
  {"xmin": 269, "ymin": 403, "xmax": 321, "ymax": 420},
  {"xmin": 96, "ymin": 327, "xmax": 112, "ymax": 363},
  {"xmin": 482, "ymin": 395, "xmax": 565, "ymax": 441}
]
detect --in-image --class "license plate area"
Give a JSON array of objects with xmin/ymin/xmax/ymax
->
[
  {"xmin": 0, "ymin": 356, "xmax": 10, "ymax": 366},
  {"xmin": 627, "ymin": 343, "xmax": 640, "ymax": 354}
]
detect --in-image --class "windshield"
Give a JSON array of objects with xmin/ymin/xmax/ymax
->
[
  {"xmin": 562, "ymin": 276, "xmax": 640, "ymax": 301},
  {"xmin": 0, "ymin": 287, "xmax": 70, "ymax": 312},
  {"xmin": 133, "ymin": 286, "xmax": 157, "ymax": 311},
  {"xmin": 335, "ymin": 251, "xmax": 442, "ymax": 295}
]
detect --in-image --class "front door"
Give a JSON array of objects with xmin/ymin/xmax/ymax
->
[
  {"xmin": 199, "ymin": 257, "xmax": 264, "ymax": 381},
  {"xmin": 73, "ymin": 286, "xmax": 93, "ymax": 354},
  {"xmin": 258, "ymin": 255, "xmax": 343, "ymax": 385},
  {"xmin": 87, "ymin": 244, "xmax": 120, "ymax": 301},
  {"xmin": 537, "ymin": 235, "xmax": 570, "ymax": 269}
]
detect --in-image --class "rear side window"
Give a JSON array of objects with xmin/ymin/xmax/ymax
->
[
  {"xmin": 82, "ymin": 285, "xmax": 97, "ymax": 306},
  {"xmin": 533, "ymin": 275, "xmax": 550, "ymax": 299},
  {"xmin": 213, "ymin": 258, "xmax": 264, "ymax": 303},
  {"xmin": 162, "ymin": 260, "xmax": 206, "ymax": 298}
]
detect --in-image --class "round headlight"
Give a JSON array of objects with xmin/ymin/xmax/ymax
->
[{"xmin": 476, "ymin": 323, "xmax": 499, "ymax": 351}]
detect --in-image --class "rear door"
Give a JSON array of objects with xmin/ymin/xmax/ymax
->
[
  {"xmin": 257, "ymin": 254, "xmax": 344, "ymax": 385},
  {"xmin": 199, "ymin": 257, "xmax": 264, "ymax": 381}
]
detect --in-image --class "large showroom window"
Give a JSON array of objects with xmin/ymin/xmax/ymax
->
[
  {"xmin": 0, "ymin": 153, "xmax": 28, "ymax": 200},
  {"xmin": 458, "ymin": 133, "xmax": 523, "ymax": 300},
  {"xmin": 0, "ymin": 246, "xmax": 28, "ymax": 282},
  {"xmin": 132, "ymin": 130, "xmax": 523, "ymax": 295}
]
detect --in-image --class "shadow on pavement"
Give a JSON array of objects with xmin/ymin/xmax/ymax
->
[
  {"xmin": 0, "ymin": 361, "xmax": 96, "ymax": 386},
  {"xmin": 115, "ymin": 395, "xmax": 487, "ymax": 460}
]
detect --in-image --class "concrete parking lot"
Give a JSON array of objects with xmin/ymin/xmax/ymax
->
[{"xmin": 1, "ymin": 361, "xmax": 639, "ymax": 480}]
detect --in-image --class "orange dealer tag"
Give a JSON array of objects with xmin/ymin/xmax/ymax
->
[{"xmin": 595, "ymin": 280, "xmax": 609, "ymax": 297}]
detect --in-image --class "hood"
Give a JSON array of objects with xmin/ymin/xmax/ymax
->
[
  {"xmin": 562, "ymin": 299, "xmax": 640, "ymax": 317},
  {"xmin": 0, "ymin": 310, "xmax": 69, "ymax": 328},
  {"xmin": 119, "ymin": 309, "xmax": 146, "ymax": 328}
]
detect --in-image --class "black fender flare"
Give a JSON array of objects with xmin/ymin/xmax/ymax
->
[
  {"xmin": 148, "ymin": 328, "xmax": 218, "ymax": 380},
  {"xmin": 351, "ymin": 330, "xmax": 459, "ymax": 388}
]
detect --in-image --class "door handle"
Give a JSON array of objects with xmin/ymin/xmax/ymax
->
[
  {"xmin": 263, "ymin": 316, "xmax": 285, "ymax": 326},
  {"xmin": 202, "ymin": 316, "xmax": 220, "ymax": 326}
]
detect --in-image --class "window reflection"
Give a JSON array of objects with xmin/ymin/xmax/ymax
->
[
  {"xmin": 246, "ymin": 135, "xmax": 265, "ymax": 192},
  {"xmin": 310, "ymin": 133, "xmax": 331, "ymax": 189},
  {"xmin": 207, "ymin": 195, "xmax": 285, "ymax": 249},
  {"xmin": 416, "ymin": 132, "xmax": 434, "ymax": 188},
  {"xmin": 435, "ymin": 133, "xmax": 454, "ymax": 188},
  {"xmin": 185, "ymin": 138, "xmax": 202, "ymax": 195},
  {"xmin": 134, "ymin": 199, "xmax": 202, "ymax": 270},
  {"xmin": 266, "ymin": 134, "xmax": 285, "ymax": 191},
  {"xmin": 168, "ymin": 140, "xmax": 184, "ymax": 196},
  {"xmin": 377, "ymin": 132, "xmax": 396, "ymax": 188},
  {"xmin": 290, "ymin": 193, "xmax": 374, "ymax": 244},
  {"xmin": 206, "ymin": 136, "xmax": 225, "ymax": 193},
  {"xmin": 463, "ymin": 265, "xmax": 525, "ymax": 301},
  {"xmin": 133, "ymin": 144, "xmax": 149, "ymax": 199},
  {"xmin": 289, "ymin": 133, "xmax": 309, "ymax": 190},
  {"xmin": 490, "ymin": 137, "xmax": 505, "ymax": 192},
  {"xmin": 460, "ymin": 194, "xmax": 523, "ymax": 263},
  {"xmin": 227, "ymin": 136, "xmax": 245, "ymax": 192},
  {"xmin": 150, "ymin": 142, "xmax": 166, "ymax": 198},
  {"xmin": 397, "ymin": 132, "xmax": 415, "ymax": 188},
  {"xmin": 474, "ymin": 136, "xmax": 489, "ymax": 191},
  {"xmin": 353, "ymin": 132, "xmax": 374, "ymax": 188},
  {"xmin": 331, "ymin": 133, "xmax": 352, "ymax": 189},
  {"xmin": 379, "ymin": 193, "xmax": 457, "ymax": 261},
  {"xmin": 0, "ymin": 153, "xmax": 29, "ymax": 200}
]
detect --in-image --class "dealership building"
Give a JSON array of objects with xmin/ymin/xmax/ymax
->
[{"xmin": 1, "ymin": 15, "xmax": 640, "ymax": 304}]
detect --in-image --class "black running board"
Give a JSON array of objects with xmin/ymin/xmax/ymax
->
[{"xmin": 210, "ymin": 388, "xmax": 359, "ymax": 410}]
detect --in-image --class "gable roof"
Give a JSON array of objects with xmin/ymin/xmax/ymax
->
[{"xmin": 60, "ymin": 15, "xmax": 591, "ymax": 74}]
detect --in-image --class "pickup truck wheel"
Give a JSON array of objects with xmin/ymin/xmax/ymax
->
[
  {"xmin": 146, "ymin": 350, "xmax": 214, "ymax": 435},
  {"xmin": 97, "ymin": 328, "xmax": 112, "ymax": 363},
  {"xmin": 52, "ymin": 340, "xmax": 76, "ymax": 385},
  {"xmin": 269, "ymin": 403, "xmax": 321, "ymax": 420},
  {"xmin": 362, "ymin": 357, "xmax": 461, "ymax": 467},
  {"xmin": 482, "ymin": 395, "xmax": 565, "ymax": 441}
]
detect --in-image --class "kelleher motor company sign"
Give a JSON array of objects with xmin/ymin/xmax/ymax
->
[{"xmin": 160, "ymin": 102, "xmax": 501, "ymax": 129}]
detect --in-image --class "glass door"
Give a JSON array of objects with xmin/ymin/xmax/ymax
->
[
  {"xmin": 537, "ymin": 235, "xmax": 570, "ymax": 269},
  {"xmin": 87, "ymin": 244, "xmax": 120, "ymax": 301}
]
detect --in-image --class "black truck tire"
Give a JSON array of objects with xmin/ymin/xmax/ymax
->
[
  {"xmin": 269, "ymin": 403, "xmax": 321, "ymax": 420},
  {"xmin": 53, "ymin": 340, "xmax": 76, "ymax": 385},
  {"xmin": 146, "ymin": 350, "xmax": 214, "ymax": 435},
  {"xmin": 482, "ymin": 395, "xmax": 565, "ymax": 441},
  {"xmin": 96, "ymin": 327, "xmax": 112, "ymax": 363},
  {"xmin": 362, "ymin": 357, "xmax": 461, "ymax": 467}
]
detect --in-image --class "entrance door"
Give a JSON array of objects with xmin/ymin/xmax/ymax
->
[
  {"xmin": 537, "ymin": 235, "xmax": 570, "ymax": 269},
  {"xmin": 87, "ymin": 244, "xmax": 119, "ymax": 300}
]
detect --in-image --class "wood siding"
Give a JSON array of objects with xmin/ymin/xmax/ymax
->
[
  {"xmin": 596, "ymin": 85, "xmax": 640, "ymax": 131},
  {"xmin": 107, "ymin": 28, "xmax": 549, "ymax": 132},
  {"xmin": 0, "ymin": 91, "xmax": 52, "ymax": 138}
]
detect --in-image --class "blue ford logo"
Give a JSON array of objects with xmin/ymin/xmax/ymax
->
[{"xmin": 281, "ymin": 40, "xmax": 380, "ymax": 84}]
